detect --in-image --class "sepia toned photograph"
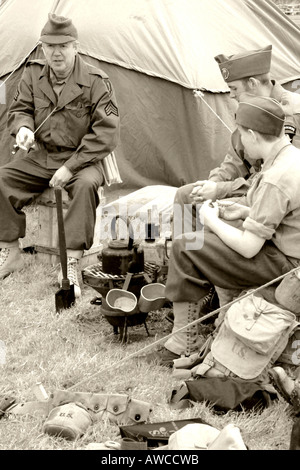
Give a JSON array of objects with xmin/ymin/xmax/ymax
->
[{"xmin": 0, "ymin": 0, "xmax": 300, "ymax": 454}]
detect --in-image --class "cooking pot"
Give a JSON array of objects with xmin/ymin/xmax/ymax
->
[{"xmin": 100, "ymin": 216, "xmax": 144, "ymax": 276}]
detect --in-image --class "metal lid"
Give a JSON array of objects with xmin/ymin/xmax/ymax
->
[{"xmin": 107, "ymin": 240, "xmax": 135, "ymax": 250}]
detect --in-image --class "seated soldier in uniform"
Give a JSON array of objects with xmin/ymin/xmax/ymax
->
[
  {"xmin": 0, "ymin": 13, "xmax": 120, "ymax": 296},
  {"xmin": 174, "ymin": 45, "xmax": 300, "ymax": 238},
  {"xmin": 169, "ymin": 44, "xmax": 300, "ymax": 324},
  {"xmin": 143, "ymin": 95, "xmax": 300, "ymax": 366}
]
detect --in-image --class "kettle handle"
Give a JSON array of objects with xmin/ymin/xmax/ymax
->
[{"xmin": 111, "ymin": 215, "xmax": 134, "ymax": 250}]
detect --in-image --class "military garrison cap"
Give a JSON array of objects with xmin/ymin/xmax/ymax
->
[
  {"xmin": 215, "ymin": 45, "xmax": 272, "ymax": 83},
  {"xmin": 40, "ymin": 13, "xmax": 78, "ymax": 44},
  {"xmin": 236, "ymin": 94, "xmax": 285, "ymax": 137}
]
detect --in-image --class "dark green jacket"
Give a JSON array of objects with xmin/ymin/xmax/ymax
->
[{"xmin": 8, "ymin": 55, "xmax": 120, "ymax": 173}]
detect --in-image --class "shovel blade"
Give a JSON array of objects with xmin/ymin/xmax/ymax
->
[{"xmin": 55, "ymin": 284, "xmax": 76, "ymax": 313}]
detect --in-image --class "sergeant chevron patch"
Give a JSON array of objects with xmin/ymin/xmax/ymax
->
[{"xmin": 105, "ymin": 100, "xmax": 119, "ymax": 117}]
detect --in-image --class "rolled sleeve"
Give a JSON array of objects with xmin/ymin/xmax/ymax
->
[
  {"xmin": 243, "ymin": 217, "xmax": 275, "ymax": 239},
  {"xmin": 243, "ymin": 182, "xmax": 289, "ymax": 239}
]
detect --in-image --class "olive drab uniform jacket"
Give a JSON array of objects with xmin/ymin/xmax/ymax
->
[
  {"xmin": 208, "ymin": 80, "xmax": 300, "ymax": 199},
  {"xmin": 7, "ymin": 55, "xmax": 120, "ymax": 174}
]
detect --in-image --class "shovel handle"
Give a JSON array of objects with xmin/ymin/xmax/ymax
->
[{"xmin": 54, "ymin": 186, "xmax": 68, "ymax": 282}]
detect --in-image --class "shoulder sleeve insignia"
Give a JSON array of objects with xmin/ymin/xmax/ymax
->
[{"xmin": 105, "ymin": 100, "xmax": 119, "ymax": 117}]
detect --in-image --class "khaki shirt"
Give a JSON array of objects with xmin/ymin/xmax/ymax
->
[
  {"xmin": 243, "ymin": 138, "xmax": 300, "ymax": 259},
  {"xmin": 208, "ymin": 81, "xmax": 300, "ymax": 199},
  {"xmin": 7, "ymin": 55, "xmax": 120, "ymax": 173}
]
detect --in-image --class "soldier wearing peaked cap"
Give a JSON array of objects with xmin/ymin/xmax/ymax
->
[
  {"xmin": 0, "ymin": 13, "xmax": 120, "ymax": 294},
  {"xmin": 143, "ymin": 95, "xmax": 300, "ymax": 367}
]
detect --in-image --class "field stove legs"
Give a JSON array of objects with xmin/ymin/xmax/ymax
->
[
  {"xmin": 115, "ymin": 319, "xmax": 129, "ymax": 343},
  {"xmin": 112, "ymin": 317, "xmax": 150, "ymax": 343},
  {"xmin": 85, "ymin": 267, "xmax": 160, "ymax": 343},
  {"xmin": 101, "ymin": 271, "xmax": 153, "ymax": 343}
]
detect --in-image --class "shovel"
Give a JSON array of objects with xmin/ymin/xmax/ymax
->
[{"xmin": 54, "ymin": 186, "xmax": 75, "ymax": 313}]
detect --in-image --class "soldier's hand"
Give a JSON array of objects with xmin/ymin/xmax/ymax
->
[
  {"xmin": 190, "ymin": 180, "xmax": 218, "ymax": 202},
  {"xmin": 199, "ymin": 200, "xmax": 219, "ymax": 227},
  {"xmin": 219, "ymin": 200, "xmax": 249, "ymax": 221},
  {"xmin": 16, "ymin": 127, "xmax": 35, "ymax": 151},
  {"xmin": 49, "ymin": 165, "xmax": 73, "ymax": 188}
]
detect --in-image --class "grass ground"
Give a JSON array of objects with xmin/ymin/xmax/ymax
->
[{"xmin": 0, "ymin": 206, "xmax": 296, "ymax": 450}]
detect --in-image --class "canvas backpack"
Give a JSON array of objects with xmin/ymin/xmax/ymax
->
[{"xmin": 209, "ymin": 291, "xmax": 299, "ymax": 380}]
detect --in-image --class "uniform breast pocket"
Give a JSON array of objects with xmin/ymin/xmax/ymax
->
[
  {"xmin": 65, "ymin": 103, "xmax": 91, "ymax": 119},
  {"xmin": 34, "ymin": 97, "xmax": 50, "ymax": 110},
  {"xmin": 34, "ymin": 98, "xmax": 52, "ymax": 130},
  {"xmin": 65, "ymin": 103, "xmax": 91, "ymax": 140}
]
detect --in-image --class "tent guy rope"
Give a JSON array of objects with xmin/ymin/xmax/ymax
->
[
  {"xmin": 193, "ymin": 89, "xmax": 234, "ymax": 134},
  {"xmin": 12, "ymin": 106, "xmax": 58, "ymax": 155}
]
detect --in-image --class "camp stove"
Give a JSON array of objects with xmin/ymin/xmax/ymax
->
[
  {"xmin": 82, "ymin": 261, "xmax": 157, "ymax": 297},
  {"xmin": 82, "ymin": 262, "xmax": 160, "ymax": 342}
]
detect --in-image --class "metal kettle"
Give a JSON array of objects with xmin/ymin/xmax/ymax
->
[{"xmin": 100, "ymin": 215, "xmax": 144, "ymax": 275}]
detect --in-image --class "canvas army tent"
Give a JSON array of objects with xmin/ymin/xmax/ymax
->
[{"xmin": 0, "ymin": 0, "xmax": 300, "ymax": 197}]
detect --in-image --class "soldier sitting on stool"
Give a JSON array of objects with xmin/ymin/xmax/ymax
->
[{"xmin": 0, "ymin": 13, "xmax": 120, "ymax": 296}]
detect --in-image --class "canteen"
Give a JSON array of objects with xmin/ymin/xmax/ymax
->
[{"xmin": 138, "ymin": 283, "xmax": 166, "ymax": 313}]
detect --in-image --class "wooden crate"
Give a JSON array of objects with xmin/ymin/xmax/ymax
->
[{"xmin": 35, "ymin": 187, "xmax": 105, "ymax": 266}]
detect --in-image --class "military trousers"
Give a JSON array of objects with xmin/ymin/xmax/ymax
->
[
  {"xmin": 165, "ymin": 229, "xmax": 296, "ymax": 303},
  {"xmin": 0, "ymin": 155, "xmax": 104, "ymax": 251},
  {"xmin": 164, "ymin": 228, "xmax": 296, "ymax": 356}
]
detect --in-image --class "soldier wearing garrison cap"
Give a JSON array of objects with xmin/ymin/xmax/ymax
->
[
  {"xmin": 215, "ymin": 45, "xmax": 272, "ymax": 83},
  {"xmin": 143, "ymin": 93, "xmax": 300, "ymax": 367},
  {"xmin": 146, "ymin": 45, "xmax": 300, "ymax": 367},
  {"xmin": 186, "ymin": 44, "xmax": 300, "ymax": 204},
  {"xmin": 0, "ymin": 13, "xmax": 120, "ymax": 294},
  {"xmin": 151, "ymin": 44, "xmax": 300, "ymax": 365},
  {"xmin": 190, "ymin": 44, "xmax": 300, "ymax": 204},
  {"xmin": 172, "ymin": 44, "xmax": 300, "ymax": 230},
  {"xmin": 173, "ymin": 44, "xmax": 300, "ymax": 245},
  {"xmin": 236, "ymin": 94, "xmax": 285, "ymax": 136}
]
